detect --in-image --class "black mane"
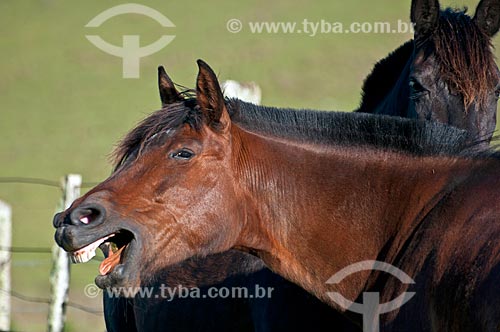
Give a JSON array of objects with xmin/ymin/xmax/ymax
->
[
  {"xmin": 356, "ymin": 41, "xmax": 414, "ymax": 114},
  {"xmin": 228, "ymin": 100, "xmax": 472, "ymax": 156}
]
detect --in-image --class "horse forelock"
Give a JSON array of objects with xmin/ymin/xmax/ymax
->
[
  {"xmin": 111, "ymin": 94, "xmax": 200, "ymax": 168},
  {"xmin": 431, "ymin": 8, "xmax": 498, "ymax": 109}
]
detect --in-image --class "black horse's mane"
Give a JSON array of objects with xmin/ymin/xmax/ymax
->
[
  {"xmin": 112, "ymin": 96, "xmax": 487, "ymax": 167},
  {"xmin": 431, "ymin": 8, "xmax": 497, "ymax": 108},
  {"xmin": 356, "ymin": 41, "xmax": 414, "ymax": 114}
]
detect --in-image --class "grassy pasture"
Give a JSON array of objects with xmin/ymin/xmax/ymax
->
[{"xmin": 0, "ymin": 0, "xmax": 497, "ymax": 330}]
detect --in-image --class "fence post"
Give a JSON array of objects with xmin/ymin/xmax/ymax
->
[
  {"xmin": 48, "ymin": 174, "xmax": 81, "ymax": 332},
  {"xmin": 0, "ymin": 201, "xmax": 11, "ymax": 331}
]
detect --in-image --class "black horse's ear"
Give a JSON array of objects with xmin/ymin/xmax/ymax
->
[
  {"xmin": 195, "ymin": 59, "xmax": 228, "ymax": 127},
  {"xmin": 411, "ymin": 0, "xmax": 440, "ymax": 39},
  {"xmin": 158, "ymin": 66, "xmax": 182, "ymax": 106},
  {"xmin": 474, "ymin": 0, "xmax": 500, "ymax": 37}
]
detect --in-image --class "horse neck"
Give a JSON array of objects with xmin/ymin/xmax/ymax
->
[
  {"xmin": 374, "ymin": 57, "xmax": 412, "ymax": 117},
  {"xmin": 231, "ymin": 125, "xmax": 469, "ymax": 308}
]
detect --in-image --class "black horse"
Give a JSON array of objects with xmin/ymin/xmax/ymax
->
[{"xmin": 103, "ymin": 0, "xmax": 499, "ymax": 331}]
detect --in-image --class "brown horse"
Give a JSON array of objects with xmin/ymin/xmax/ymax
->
[
  {"xmin": 357, "ymin": 0, "xmax": 500, "ymax": 146},
  {"xmin": 100, "ymin": 68, "xmax": 352, "ymax": 332},
  {"xmin": 54, "ymin": 60, "xmax": 500, "ymax": 331}
]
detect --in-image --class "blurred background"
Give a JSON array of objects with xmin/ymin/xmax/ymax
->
[{"xmin": 0, "ymin": 0, "xmax": 498, "ymax": 330}]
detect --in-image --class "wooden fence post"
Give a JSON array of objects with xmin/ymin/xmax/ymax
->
[
  {"xmin": 48, "ymin": 174, "xmax": 81, "ymax": 332},
  {"xmin": 0, "ymin": 200, "xmax": 11, "ymax": 331}
]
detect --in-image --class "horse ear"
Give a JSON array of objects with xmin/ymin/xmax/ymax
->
[
  {"xmin": 411, "ymin": 0, "xmax": 440, "ymax": 39},
  {"xmin": 158, "ymin": 66, "xmax": 182, "ymax": 106},
  {"xmin": 474, "ymin": 0, "xmax": 500, "ymax": 37},
  {"xmin": 195, "ymin": 59, "xmax": 228, "ymax": 128}
]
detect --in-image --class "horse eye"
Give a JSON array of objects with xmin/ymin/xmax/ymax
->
[
  {"xmin": 409, "ymin": 78, "xmax": 428, "ymax": 99},
  {"xmin": 409, "ymin": 78, "xmax": 426, "ymax": 92},
  {"xmin": 495, "ymin": 89, "xmax": 500, "ymax": 99},
  {"xmin": 170, "ymin": 149, "xmax": 194, "ymax": 160}
]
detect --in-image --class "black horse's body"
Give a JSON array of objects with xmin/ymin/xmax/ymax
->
[{"xmin": 104, "ymin": 251, "xmax": 351, "ymax": 332}]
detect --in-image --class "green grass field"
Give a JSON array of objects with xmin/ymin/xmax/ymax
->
[{"xmin": 0, "ymin": 0, "xmax": 498, "ymax": 330}]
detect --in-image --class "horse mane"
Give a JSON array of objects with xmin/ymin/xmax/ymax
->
[
  {"xmin": 356, "ymin": 41, "xmax": 414, "ymax": 113},
  {"xmin": 432, "ymin": 8, "xmax": 497, "ymax": 108},
  {"xmin": 228, "ymin": 100, "xmax": 475, "ymax": 156},
  {"xmin": 112, "ymin": 96, "xmax": 482, "ymax": 167}
]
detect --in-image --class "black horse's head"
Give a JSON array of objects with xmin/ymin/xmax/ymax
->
[{"xmin": 359, "ymin": 0, "xmax": 500, "ymax": 145}]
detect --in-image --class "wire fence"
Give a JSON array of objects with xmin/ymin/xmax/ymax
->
[
  {"xmin": 0, "ymin": 175, "xmax": 104, "ymax": 332},
  {"xmin": 3, "ymin": 288, "xmax": 102, "ymax": 315}
]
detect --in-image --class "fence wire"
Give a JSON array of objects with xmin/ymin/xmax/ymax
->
[
  {"xmin": 3, "ymin": 289, "xmax": 102, "ymax": 315},
  {"xmin": 0, "ymin": 246, "xmax": 104, "ymax": 315},
  {"xmin": 0, "ymin": 246, "xmax": 104, "ymax": 261},
  {"xmin": 0, "ymin": 177, "xmax": 99, "ymax": 189}
]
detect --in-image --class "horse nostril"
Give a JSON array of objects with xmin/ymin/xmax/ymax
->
[
  {"xmin": 69, "ymin": 204, "xmax": 106, "ymax": 226},
  {"xmin": 53, "ymin": 212, "xmax": 63, "ymax": 228}
]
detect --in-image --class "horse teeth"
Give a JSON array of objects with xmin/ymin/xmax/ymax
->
[
  {"xmin": 70, "ymin": 235, "xmax": 112, "ymax": 264},
  {"xmin": 82, "ymin": 249, "xmax": 96, "ymax": 263},
  {"xmin": 71, "ymin": 248, "xmax": 96, "ymax": 264}
]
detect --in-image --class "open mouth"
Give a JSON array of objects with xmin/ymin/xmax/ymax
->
[{"xmin": 70, "ymin": 230, "xmax": 134, "ymax": 276}]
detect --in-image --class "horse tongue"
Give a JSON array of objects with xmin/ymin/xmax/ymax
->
[{"xmin": 99, "ymin": 246, "xmax": 125, "ymax": 276}]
